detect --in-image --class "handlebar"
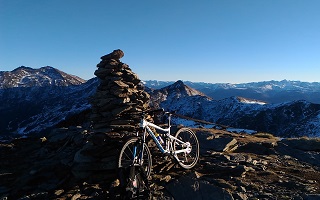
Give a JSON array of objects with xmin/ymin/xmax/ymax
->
[
  {"xmin": 121, "ymin": 108, "xmax": 176, "ymax": 117},
  {"xmin": 146, "ymin": 108, "xmax": 177, "ymax": 116},
  {"xmin": 146, "ymin": 108, "xmax": 164, "ymax": 115}
]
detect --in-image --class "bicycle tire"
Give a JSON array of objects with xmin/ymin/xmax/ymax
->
[
  {"xmin": 173, "ymin": 128, "xmax": 199, "ymax": 169},
  {"xmin": 118, "ymin": 137, "xmax": 152, "ymax": 178}
]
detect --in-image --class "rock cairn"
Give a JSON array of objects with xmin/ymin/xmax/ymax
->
[
  {"xmin": 90, "ymin": 49, "xmax": 150, "ymax": 134},
  {"xmin": 69, "ymin": 50, "xmax": 151, "ymax": 186}
]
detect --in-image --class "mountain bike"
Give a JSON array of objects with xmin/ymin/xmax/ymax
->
[{"xmin": 118, "ymin": 109, "xmax": 199, "ymax": 196}]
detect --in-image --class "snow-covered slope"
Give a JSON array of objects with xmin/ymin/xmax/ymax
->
[
  {"xmin": 150, "ymin": 81, "xmax": 320, "ymax": 137},
  {"xmin": 0, "ymin": 78, "xmax": 99, "ymax": 136},
  {"xmin": 0, "ymin": 66, "xmax": 98, "ymax": 137}
]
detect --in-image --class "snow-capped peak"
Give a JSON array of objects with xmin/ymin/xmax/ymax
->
[
  {"xmin": 0, "ymin": 66, "xmax": 86, "ymax": 88},
  {"xmin": 162, "ymin": 80, "xmax": 209, "ymax": 98}
]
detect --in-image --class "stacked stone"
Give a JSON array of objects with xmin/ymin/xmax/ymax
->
[{"xmin": 90, "ymin": 49, "xmax": 150, "ymax": 133}]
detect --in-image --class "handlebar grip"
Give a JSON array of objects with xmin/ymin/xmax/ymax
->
[
  {"xmin": 164, "ymin": 110, "xmax": 176, "ymax": 114},
  {"xmin": 154, "ymin": 108, "xmax": 165, "ymax": 113}
]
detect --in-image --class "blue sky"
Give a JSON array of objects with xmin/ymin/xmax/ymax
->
[{"xmin": 0, "ymin": 0, "xmax": 319, "ymax": 83}]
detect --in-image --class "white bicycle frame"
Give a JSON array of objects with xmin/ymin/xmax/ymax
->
[{"xmin": 139, "ymin": 114, "xmax": 191, "ymax": 157}]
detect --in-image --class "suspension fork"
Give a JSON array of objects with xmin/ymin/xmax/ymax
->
[
  {"xmin": 163, "ymin": 112, "xmax": 173, "ymax": 153},
  {"xmin": 132, "ymin": 129, "xmax": 146, "ymax": 165}
]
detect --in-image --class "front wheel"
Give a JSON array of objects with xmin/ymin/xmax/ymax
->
[
  {"xmin": 118, "ymin": 137, "xmax": 152, "ymax": 178},
  {"xmin": 173, "ymin": 128, "xmax": 199, "ymax": 169}
]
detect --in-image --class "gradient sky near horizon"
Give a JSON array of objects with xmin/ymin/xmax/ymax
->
[{"xmin": 1, "ymin": 0, "xmax": 320, "ymax": 83}]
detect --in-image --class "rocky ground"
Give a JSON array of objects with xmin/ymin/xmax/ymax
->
[{"xmin": 1, "ymin": 127, "xmax": 320, "ymax": 200}]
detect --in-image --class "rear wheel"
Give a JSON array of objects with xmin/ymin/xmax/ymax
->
[
  {"xmin": 173, "ymin": 128, "xmax": 199, "ymax": 169},
  {"xmin": 118, "ymin": 137, "xmax": 152, "ymax": 178}
]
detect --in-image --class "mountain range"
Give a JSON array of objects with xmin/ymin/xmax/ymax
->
[
  {"xmin": 0, "ymin": 66, "xmax": 85, "ymax": 88},
  {"xmin": 144, "ymin": 80, "xmax": 320, "ymax": 104},
  {"xmin": 147, "ymin": 81, "xmax": 320, "ymax": 137},
  {"xmin": 0, "ymin": 66, "xmax": 98, "ymax": 138},
  {"xmin": 1, "ymin": 66, "xmax": 320, "ymax": 138}
]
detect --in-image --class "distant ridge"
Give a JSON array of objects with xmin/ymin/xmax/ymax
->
[
  {"xmin": 144, "ymin": 79, "xmax": 320, "ymax": 104},
  {"xmin": 1, "ymin": 66, "xmax": 320, "ymax": 137},
  {"xmin": 152, "ymin": 82, "xmax": 320, "ymax": 137},
  {"xmin": 0, "ymin": 66, "xmax": 85, "ymax": 88}
]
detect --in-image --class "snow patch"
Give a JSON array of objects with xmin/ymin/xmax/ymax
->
[
  {"xmin": 226, "ymin": 128, "xmax": 257, "ymax": 134},
  {"xmin": 240, "ymin": 99, "xmax": 267, "ymax": 105}
]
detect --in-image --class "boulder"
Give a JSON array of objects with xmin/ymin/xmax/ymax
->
[
  {"xmin": 197, "ymin": 131, "xmax": 238, "ymax": 154},
  {"xmin": 100, "ymin": 49, "xmax": 124, "ymax": 61},
  {"xmin": 281, "ymin": 138, "xmax": 320, "ymax": 152},
  {"xmin": 275, "ymin": 142, "xmax": 320, "ymax": 167},
  {"xmin": 236, "ymin": 142, "xmax": 277, "ymax": 155}
]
